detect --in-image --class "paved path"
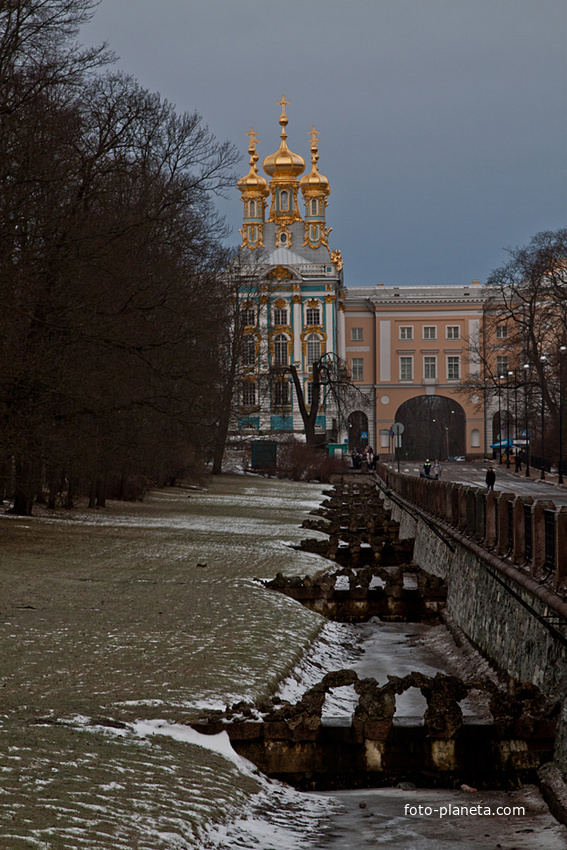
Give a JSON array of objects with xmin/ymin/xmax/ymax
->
[{"xmin": 383, "ymin": 461, "xmax": 567, "ymax": 507}]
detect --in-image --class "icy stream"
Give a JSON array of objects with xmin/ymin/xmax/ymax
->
[{"xmin": 0, "ymin": 476, "xmax": 566, "ymax": 848}]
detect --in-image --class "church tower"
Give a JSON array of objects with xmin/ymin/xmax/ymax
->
[
  {"xmin": 235, "ymin": 98, "xmax": 346, "ymax": 444},
  {"xmin": 238, "ymin": 128, "xmax": 270, "ymax": 250},
  {"xmin": 300, "ymin": 127, "xmax": 331, "ymax": 249}
]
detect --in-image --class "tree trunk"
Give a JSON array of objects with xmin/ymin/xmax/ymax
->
[
  {"xmin": 212, "ymin": 402, "xmax": 232, "ymax": 474},
  {"xmin": 8, "ymin": 457, "xmax": 34, "ymax": 516},
  {"xmin": 96, "ymin": 474, "xmax": 107, "ymax": 507}
]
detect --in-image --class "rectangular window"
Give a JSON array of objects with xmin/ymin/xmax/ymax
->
[
  {"xmin": 273, "ymin": 308, "xmax": 287, "ymax": 326},
  {"xmin": 399, "ymin": 326, "xmax": 413, "ymax": 340},
  {"xmin": 241, "ymin": 308, "xmax": 256, "ymax": 326},
  {"xmin": 423, "ymin": 326, "xmax": 437, "ymax": 340},
  {"xmin": 242, "ymin": 336, "xmax": 256, "ymax": 366},
  {"xmin": 351, "ymin": 327, "xmax": 363, "ymax": 341},
  {"xmin": 306, "ymin": 307, "xmax": 320, "ymax": 326},
  {"xmin": 242, "ymin": 382, "xmax": 256, "ymax": 407},
  {"xmin": 306, "ymin": 336, "xmax": 321, "ymax": 365},
  {"xmin": 306, "ymin": 381, "xmax": 314, "ymax": 405},
  {"xmin": 447, "ymin": 356, "xmax": 460, "ymax": 381},
  {"xmin": 446, "ymin": 326, "xmax": 460, "ymax": 340},
  {"xmin": 273, "ymin": 336, "xmax": 288, "ymax": 366},
  {"xmin": 496, "ymin": 355, "xmax": 509, "ymax": 377},
  {"xmin": 424, "ymin": 356, "xmax": 437, "ymax": 379},
  {"xmin": 352, "ymin": 358, "xmax": 364, "ymax": 381},
  {"xmin": 496, "ymin": 324, "xmax": 508, "ymax": 338},
  {"xmin": 273, "ymin": 380, "xmax": 290, "ymax": 407},
  {"xmin": 400, "ymin": 356, "xmax": 413, "ymax": 381}
]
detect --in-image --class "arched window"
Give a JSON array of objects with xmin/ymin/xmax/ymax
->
[
  {"xmin": 471, "ymin": 428, "xmax": 481, "ymax": 448},
  {"xmin": 273, "ymin": 334, "xmax": 288, "ymax": 366},
  {"xmin": 280, "ymin": 190, "xmax": 289, "ymax": 212},
  {"xmin": 248, "ymin": 200, "xmax": 257, "ymax": 218},
  {"xmin": 306, "ymin": 333, "xmax": 321, "ymax": 366},
  {"xmin": 310, "ymin": 198, "xmax": 318, "ymax": 216}
]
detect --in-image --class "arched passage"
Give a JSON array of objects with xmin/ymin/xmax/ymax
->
[
  {"xmin": 394, "ymin": 396, "xmax": 466, "ymax": 461},
  {"xmin": 347, "ymin": 410, "xmax": 369, "ymax": 450}
]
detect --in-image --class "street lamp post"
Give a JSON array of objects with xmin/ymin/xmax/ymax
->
[
  {"xmin": 498, "ymin": 375, "xmax": 504, "ymax": 463},
  {"xmin": 513, "ymin": 370, "xmax": 518, "ymax": 444},
  {"xmin": 559, "ymin": 346, "xmax": 567, "ymax": 484},
  {"xmin": 506, "ymin": 371, "xmax": 512, "ymax": 469},
  {"xmin": 509, "ymin": 369, "xmax": 518, "ymax": 469},
  {"xmin": 540, "ymin": 355, "xmax": 547, "ymax": 480},
  {"xmin": 523, "ymin": 364, "xmax": 530, "ymax": 477}
]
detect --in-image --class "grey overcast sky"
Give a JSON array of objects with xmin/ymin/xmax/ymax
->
[{"xmin": 82, "ymin": 1, "xmax": 567, "ymax": 288}]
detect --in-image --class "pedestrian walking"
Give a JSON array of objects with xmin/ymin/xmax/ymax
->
[
  {"xmin": 486, "ymin": 466, "xmax": 496, "ymax": 491},
  {"xmin": 433, "ymin": 460, "xmax": 440, "ymax": 479},
  {"xmin": 423, "ymin": 459, "xmax": 432, "ymax": 477}
]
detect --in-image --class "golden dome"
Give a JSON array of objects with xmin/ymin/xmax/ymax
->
[
  {"xmin": 238, "ymin": 128, "xmax": 269, "ymax": 197},
  {"xmin": 262, "ymin": 97, "xmax": 305, "ymax": 180},
  {"xmin": 300, "ymin": 126, "xmax": 330, "ymax": 197}
]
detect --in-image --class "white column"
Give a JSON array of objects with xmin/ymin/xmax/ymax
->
[
  {"xmin": 325, "ymin": 297, "xmax": 334, "ymax": 353},
  {"xmin": 293, "ymin": 297, "xmax": 302, "ymax": 365},
  {"xmin": 338, "ymin": 302, "xmax": 346, "ymax": 360},
  {"xmin": 468, "ymin": 318, "xmax": 480, "ymax": 377},
  {"xmin": 379, "ymin": 320, "xmax": 391, "ymax": 382}
]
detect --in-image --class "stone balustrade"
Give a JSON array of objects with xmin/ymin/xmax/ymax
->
[{"xmin": 375, "ymin": 462, "xmax": 567, "ymax": 595}]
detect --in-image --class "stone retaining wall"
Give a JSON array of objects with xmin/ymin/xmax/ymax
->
[{"xmin": 374, "ymin": 465, "xmax": 567, "ymax": 789}]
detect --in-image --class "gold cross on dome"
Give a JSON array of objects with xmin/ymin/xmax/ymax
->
[
  {"xmin": 309, "ymin": 126, "xmax": 320, "ymax": 145},
  {"xmin": 277, "ymin": 96, "xmax": 290, "ymax": 112},
  {"xmin": 246, "ymin": 127, "xmax": 260, "ymax": 147}
]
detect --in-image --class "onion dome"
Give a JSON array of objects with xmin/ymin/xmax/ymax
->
[
  {"xmin": 237, "ymin": 128, "xmax": 269, "ymax": 198},
  {"xmin": 262, "ymin": 97, "xmax": 305, "ymax": 180},
  {"xmin": 300, "ymin": 126, "xmax": 330, "ymax": 198}
]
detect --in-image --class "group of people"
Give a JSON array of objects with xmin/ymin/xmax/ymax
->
[
  {"xmin": 422, "ymin": 459, "xmax": 441, "ymax": 479},
  {"xmin": 351, "ymin": 446, "xmax": 378, "ymax": 470},
  {"xmin": 351, "ymin": 448, "xmax": 500, "ymax": 491}
]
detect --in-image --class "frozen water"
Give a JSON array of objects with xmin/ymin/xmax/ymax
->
[{"xmin": 1, "ymin": 475, "xmax": 565, "ymax": 848}]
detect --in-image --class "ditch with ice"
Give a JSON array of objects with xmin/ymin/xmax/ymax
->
[{"xmin": 0, "ymin": 475, "xmax": 566, "ymax": 848}]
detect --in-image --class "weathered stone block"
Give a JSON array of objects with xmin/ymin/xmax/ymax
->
[{"xmin": 363, "ymin": 719, "xmax": 393, "ymax": 741}]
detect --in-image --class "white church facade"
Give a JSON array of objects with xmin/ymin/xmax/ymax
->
[{"xmin": 235, "ymin": 98, "xmax": 346, "ymax": 440}]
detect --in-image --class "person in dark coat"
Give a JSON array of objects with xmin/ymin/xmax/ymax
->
[
  {"xmin": 486, "ymin": 467, "xmax": 496, "ymax": 491},
  {"xmin": 423, "ymin": 459, "xmax": 432, "ymax": 477}
]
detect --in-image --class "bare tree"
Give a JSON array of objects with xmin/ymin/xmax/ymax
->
[
  {"xmin": 457, "ymin": 228, "xmax": 567, "ymax": 462},
  {"xmin": 274, "ymin": 352, "xmax": 368, "ymax": 448},
  {"xmin": 0, "ymin": 18, "xmax": 240, "ymax": 512}
]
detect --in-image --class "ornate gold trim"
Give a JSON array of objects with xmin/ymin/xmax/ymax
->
[
  {"xmin": 266, "ymin": 265, "xmax": 294, "ymax": 280},
  {"xmin": 239, "ymin": 222, "xmax": 265, "ymax": 250},
  {"xmin": 275, "ymin": 225, "xmax": 292, "ymax": 248},
  {"xmin": 330, "ymin": 248, "xmax": 343, "ymax": 271}
]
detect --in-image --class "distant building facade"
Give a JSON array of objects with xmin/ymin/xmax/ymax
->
[
  {"xmin": 234, "ymin": 100, "xmax": 514, "ymax": 460},
  {"xmin": 344, "ymin": 284, "xmax": 487, "ymax": 459}
]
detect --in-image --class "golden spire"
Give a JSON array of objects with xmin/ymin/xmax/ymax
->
[
  {"xmin": 237, "ymin": 126, "xmax": 269, "ymax": 198},
  {"xmin": 300, "ymin": 125, "xmax": 330, "ymax": 197}
]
